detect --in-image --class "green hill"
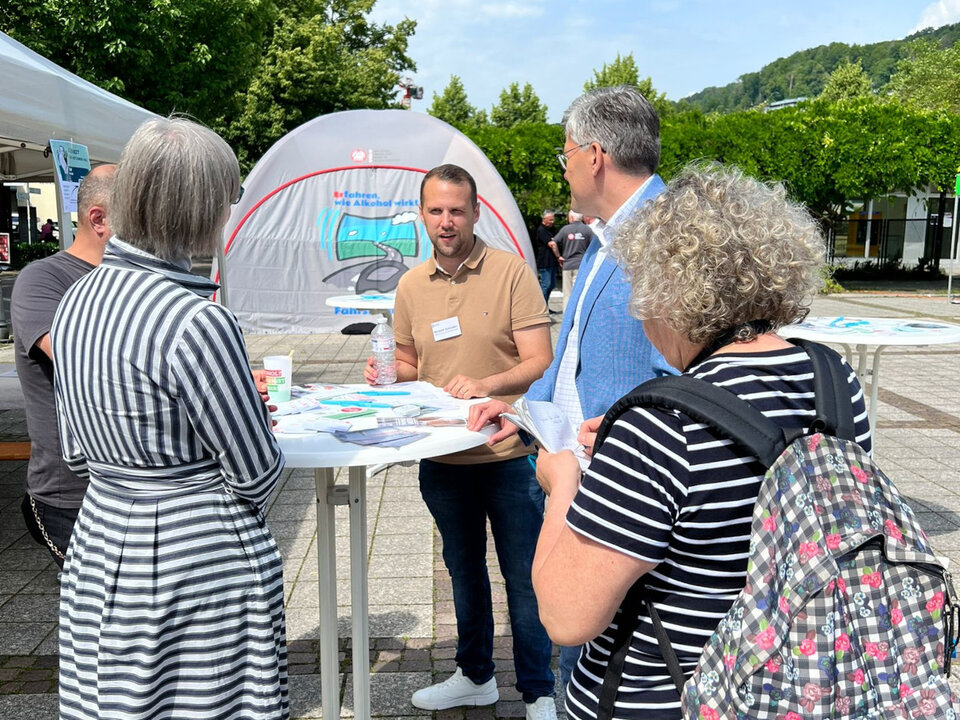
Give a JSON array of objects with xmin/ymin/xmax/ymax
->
[{"xmin": 679, "ymin": 22, "xmax": 960, "ymax": 113}]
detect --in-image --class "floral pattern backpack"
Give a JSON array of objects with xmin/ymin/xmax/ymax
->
[{"xmin": 594, "ymin": 340, "xmax": 960, "ymax": 720}]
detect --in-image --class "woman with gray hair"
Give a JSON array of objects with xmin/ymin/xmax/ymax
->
[
  {"xmin": 51, "ymin": 117, "xmax": 288, "ymax": 719},
  {"xmin": 531, "ymin": 164, "xmax": 872, "ymax": 720}
]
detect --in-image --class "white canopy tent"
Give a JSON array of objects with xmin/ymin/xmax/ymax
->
[
  {"xmin": 214, "ymin": 109, "xmax": 535, "ymax": 334},
  {"xmin": 0, "ymin": 30, "xmax": 159, "ymax": 240}
]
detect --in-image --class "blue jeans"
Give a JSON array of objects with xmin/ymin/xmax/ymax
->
[
  {"xmin": 420, "ymin": 457, "xmax": 554, "ymax": 703},
  {"xmin": 559, "ymin": 643, "xmax": 582, "ymax": 687},
  {"xmin": 537, "ymin": 267, "xmax": 557, "ymax": 305}
]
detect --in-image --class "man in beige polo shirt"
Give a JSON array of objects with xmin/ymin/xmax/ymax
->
[{"xmin": 364, "ymin": 164, "xmax": 558, "ymax": 720}]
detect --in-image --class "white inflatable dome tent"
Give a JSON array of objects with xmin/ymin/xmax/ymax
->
[{"xmin": 214, "ymin": 109, "xmax": 535, "ymax": 334}]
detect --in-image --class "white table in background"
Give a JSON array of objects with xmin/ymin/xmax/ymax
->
[
  {"xmin": 275, "ymin": 393, "xmax": 492, "ymax": 720},
  {"xmin": 326, "ymin": 293, "xmax": 396, "ymax": 324},
  {"xmin": 781, "ymin": 316, "xmax": 960, "ymax": 432}
]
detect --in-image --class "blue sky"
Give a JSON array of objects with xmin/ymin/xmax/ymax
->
[{"xmin": 370, "ymin": 0, "xmax": 960, "ymax": 121}]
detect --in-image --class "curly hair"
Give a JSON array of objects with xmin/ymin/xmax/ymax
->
[{"xmin": 613, "ymin": 163, "xmax": 825, "ymax": 345}]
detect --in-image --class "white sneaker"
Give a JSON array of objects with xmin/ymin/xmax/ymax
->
[
  {"xmin": 410, "ymin": 667, "xmax": 499, "ymax": 710},
  {"xmin": 526, "ymin": 695, "xmax": 558, "ymax": 720}
]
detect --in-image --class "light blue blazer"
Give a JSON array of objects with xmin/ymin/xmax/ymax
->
[{"xmin": 526, "ymin": 174, "xmax": 675, "ymax": 419}]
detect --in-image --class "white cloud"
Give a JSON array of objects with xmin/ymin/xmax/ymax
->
[
  {"xmin": 912, "ymin": 0, "xmax": 960, "ymax": 33},
  {"xmin": 478, "ymin": 2, "xmax": 546, "ymax": 19},
  {"xmin": 392, "ymin": 212, "xmax": 418, "ymax": 224}
]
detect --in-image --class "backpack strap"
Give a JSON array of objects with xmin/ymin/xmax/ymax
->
[
  {"xmin": 792, "ymin": 339, "xmax": 857, "ymax": 441},
  {"xmin": 596, "ymin": 587, "xmax": 686, "ymax": 720},
  {"xmin": 594, "ymin": 375, "xmax": 789, "ymax": 467}
]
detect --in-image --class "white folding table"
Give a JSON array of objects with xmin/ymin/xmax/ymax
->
[
  {"xmin": 781, "ymin": 316, "xmax": 960, "ymax": 432},
  {"xmin": 275, "ymin": 391, "xmax": 492, "ymax": 720}
]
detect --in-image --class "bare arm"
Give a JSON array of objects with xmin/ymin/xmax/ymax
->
[
  {"xmin": 532, "ymin": 449, "xmax": 656, "ymax": 645},
  {"xmin": 36, "ymin": 333, "xmax": 53, "ymax": 360},
  {"xmin": 443, "ymin": 323, "xmax": 552, "ymax": 399}
]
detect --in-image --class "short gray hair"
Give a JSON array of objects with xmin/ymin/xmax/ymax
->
[
  {"xmin": 562, "ymin": 85, "xmax": 660, "ymax": 176},
  {"xmin": 613, "ymin": 163, "xmax": 825, "ymax": 345},
  {"xmin": 111, "ymin": 117, "xmax": 240, "ymax": 260},
  {"xmin": 569, "ymin": 211, "xmax": 583, "ymax": 221},
  {"xmin": 77, "ymin": 165, "xmax": 116, "ymax": 218}
]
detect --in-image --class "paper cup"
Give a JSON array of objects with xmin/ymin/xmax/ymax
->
[{"xmin": 263, "ymin": 355, "xmax": 292, "ymax": 403}]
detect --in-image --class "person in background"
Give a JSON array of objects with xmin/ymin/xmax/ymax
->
[
  {"xmin": 552, "ymin": 211, "xmax": 594, "ymax": 311},
  {"xmin": 52, "ymin": 117, "xmax": 288, "ymax": 719},
  {"xmin": 533, "ymin": 163, "xmax": 872, "ymax": 720},
  {"xmin": 365, "ymin": 164, "xmax": 558, "ymax": 720},
  {"xmin": 533, "ymin": 209, "xmax": 560, "ymax": 309},
  {"xmin": 11, "ymin": 165, "xmax": 116, "ymax": 566},
  {"xmin": 40, "ymin": 218, "xmax": 55, "ymax": 241}
]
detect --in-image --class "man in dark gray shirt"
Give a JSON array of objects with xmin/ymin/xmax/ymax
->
[
  {"xmin": 552, "ymin": 211, "xmax": 595, "ymax": 311},
  {"xmin": 12, "ymin": 165, "xmax": 115, "ymax": 566}
]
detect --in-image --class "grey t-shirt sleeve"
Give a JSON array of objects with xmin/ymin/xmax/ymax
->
[{"xmin": 12, "ymin": 261, "xmax": 67, "ymax": 359}]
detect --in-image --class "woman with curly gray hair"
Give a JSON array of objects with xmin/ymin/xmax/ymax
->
[{"xmin": 531, "ymin": 164, "xmax": 872, "ymax": 720}]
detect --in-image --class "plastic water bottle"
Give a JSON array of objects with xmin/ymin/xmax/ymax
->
[{"xmin": 370, "ymin": 317, "xmax": 397, "ymax": 384}]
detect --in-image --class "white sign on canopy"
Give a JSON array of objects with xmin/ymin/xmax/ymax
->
[{"xmin": 214, "ymin": 109, "xmax": 534, "ymax": 334}]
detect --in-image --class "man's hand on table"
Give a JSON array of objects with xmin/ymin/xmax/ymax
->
[
  {"xmin": 467, "ymin": 399, "xmax": 520, "ymax": 445},
  {"xmin": 443, "ymin": 374, "xmax": 491, "ymax": 400}
]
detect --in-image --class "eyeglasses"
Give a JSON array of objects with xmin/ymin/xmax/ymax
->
[
  {"xmin": 232, "ymin": 185, "xmax": 245, "ymax": 205},
  {"xmin": 556, "ymin": 142, "xmax": 592, "ymax": 170}
]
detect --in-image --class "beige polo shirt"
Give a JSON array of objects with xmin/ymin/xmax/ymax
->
[{"xmin": 393, "ymin": 237, "xmax": 548, "ymax": 464}]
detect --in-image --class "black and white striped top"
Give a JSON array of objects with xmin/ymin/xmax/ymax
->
[
  {"xmin": 52, "ymin": 239, "xmax": 282, "ymax": 507},
  {"xmin": 565, "ymin": 346, "xmax": 871, "ymax": 720},
  {"xmin": 51, "ymin": 239, "xmax": 288, "ymax": 719}
]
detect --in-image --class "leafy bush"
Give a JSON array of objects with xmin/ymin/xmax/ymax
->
[
  {"xmin": 831, "ymin": 259, "xmax": 942, "ymax": 282},
  {"xmin": 821, "ymin": 266, "xmax": 845, "ymax": 294},
  {"xmin": 9, "ymin": 242, "xmax": 59, "ymax": 271}
]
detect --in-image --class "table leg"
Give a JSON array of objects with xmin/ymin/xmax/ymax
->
[
  {"xmin": 315, "ymin": 468, "xmax": 340, "ymax": 720},
  {"xmin": 348, "ymin": 465, "xmax": 371, "ymax": 720},
  {"xmin": 868, "ymin": 346, "xmax": 884, "ymax": 435},
  {"xmin": 855, "ymin": 343, "xmax": 867, "ymax": 380}
]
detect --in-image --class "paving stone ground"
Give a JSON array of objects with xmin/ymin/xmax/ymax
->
[{"xmin": 0, "ymin": 292, "xmax": 959, "ymax": 718}]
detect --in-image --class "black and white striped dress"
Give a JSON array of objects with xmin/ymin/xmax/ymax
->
[
  {"xmin": 51, "ymin": 239, "xmax": 287, "ymax": 720},
  {"xmin": 564, "ymin": 346, "xmax": 872, "ymax": 720}
]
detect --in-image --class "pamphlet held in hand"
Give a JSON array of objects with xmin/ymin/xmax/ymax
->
[{"xmin": 502, "ymin": 397, "xmax": 591, "ymax": 471}]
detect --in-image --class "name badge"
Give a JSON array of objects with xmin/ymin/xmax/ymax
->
[{"xmin": 431, "ymin": 316, "xmax": 462, "ymax": 342}]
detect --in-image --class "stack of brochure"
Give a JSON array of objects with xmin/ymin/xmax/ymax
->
[{"xmin": 272, "ymin": 382, "xmax": 466, "ymax": 448}]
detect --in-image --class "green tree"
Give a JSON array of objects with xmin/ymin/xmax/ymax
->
[
  {"xmin": 461, "ymin": 123, "xmax": 566, "ymax": 223},
  {"xmin": 229, "ymin": 1, "xmax": 415, "ymax": 168},
  {"xmin": 428, "ymin": 75, "xmax": 484, "ymax": 126},
  {"xmin": 2, "ymin": 0, "xmax": 417, "ymax": 170},
  {"xmin": 583, "ymin": 52, "xmax": 640, "ymax": 90},
  {"xmin": 583, "ymin": 53, "xmax": 671, "ymax": 117},
  {"xmin": 819, "ymin": 59, "xmax": 873, "ymax": 102},
  {"xmin": 489, "ymin": 82, "xmax": 547, "ymax": 127},
  {"xmin": 884, "ymin": 38, "xmax": 960, "ymax": 113},
  {"xmin": 661, "ymin": 97, "xmax": 960, "ymax": 222},
  {"xmin": 1, "ymin": 0, "xmax": 274, "ymax": 127}
]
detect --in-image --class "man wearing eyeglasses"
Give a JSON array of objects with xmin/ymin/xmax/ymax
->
[{"xmin": 468, "ymin": 84, "xmax": 674, "ymax": 690}]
